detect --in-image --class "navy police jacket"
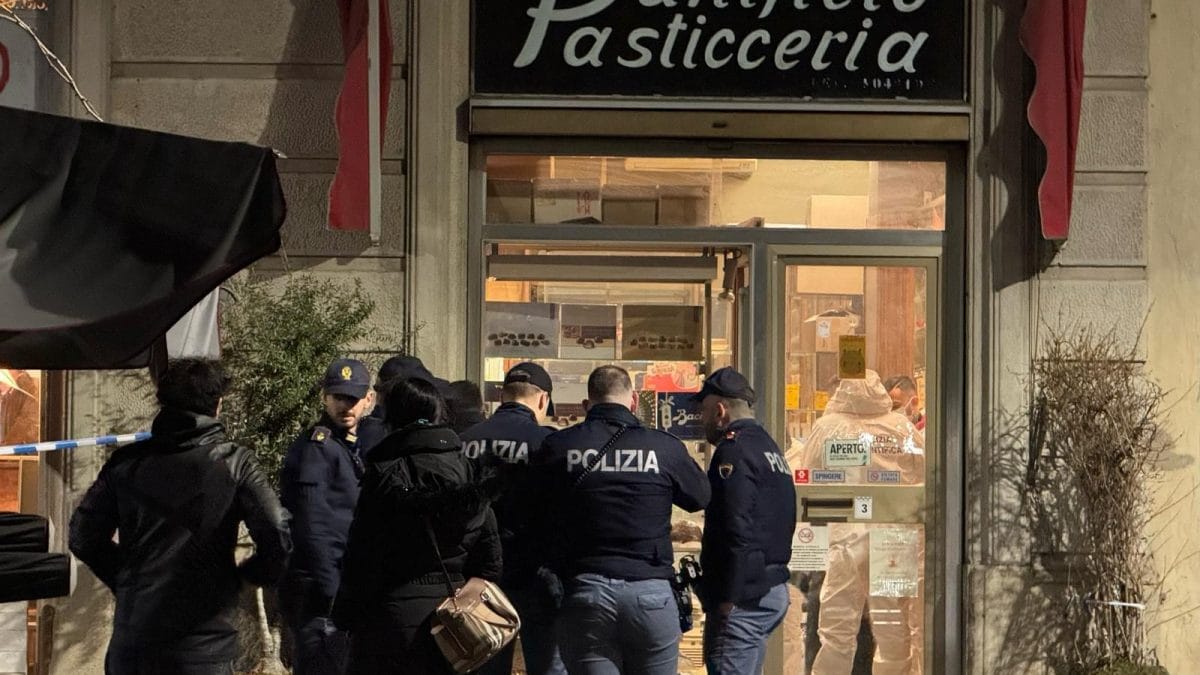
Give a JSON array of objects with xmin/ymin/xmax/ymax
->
[
  {"xmin": 459, "ymin": 402, "xmax": 552, "ymax": 585},
  {"xmin": 279, "ymin": 414, "xmax": 366, "ymax": 614},
  {"xmin": 700, "ymin": 418, "xmax": 797, "ymax": 609},
  {"xmin": 532, "ymin": 403, "xmax": 710, "ymax": 581}
]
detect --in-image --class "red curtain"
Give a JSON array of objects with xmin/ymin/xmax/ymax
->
[
  {"xmin": 329, "ymin": 0, "xmax": 393, "ymax": 231},
  {"xmin": 1020, "ymin": 0, "xmax": 1089, "ymax": 241}
]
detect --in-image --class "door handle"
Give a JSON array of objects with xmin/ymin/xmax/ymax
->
[{"xmin": 801, "ymin": 497, "xmax": 854, "ymax": 524}]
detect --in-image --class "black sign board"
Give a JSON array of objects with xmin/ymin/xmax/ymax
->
[{"xmin": 473, "ymin": 1, "xmax": 965, "ymax": 101}]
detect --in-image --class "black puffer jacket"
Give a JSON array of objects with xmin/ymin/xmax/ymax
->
[
  {"xmin": 69, "ymin": 408, "xmax": 291, "ymax": 662},
  {"xmin": 333, "ymin": 423, "xmax": 501, "ymax": 641}
]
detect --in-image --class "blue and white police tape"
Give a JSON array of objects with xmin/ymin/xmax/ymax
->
[{"xmin": 0, "ymin": 432, "xmax": 151, "ymax": 457}]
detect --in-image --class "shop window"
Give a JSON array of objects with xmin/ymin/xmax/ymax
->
[
  {"xmin": 486, "ymin": 154, "xmax": 946, "ymax": 230},
  {"xmin": 0, "ymin": 369, "xmax": 41, "ymax": 513}
]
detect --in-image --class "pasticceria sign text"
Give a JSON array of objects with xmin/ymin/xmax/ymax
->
[{"xmin": 473, "ymin": 0, "xmax": 966, "ymax": 101}]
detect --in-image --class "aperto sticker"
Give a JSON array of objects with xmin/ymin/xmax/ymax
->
[
  {"xmin": 824, "ymin": 438, "xmax": 869, "ymax": 467},
  {"xmin": 868, "ymin": 470, "xmax": 902, "ymax": 484},
  {"xmin": 811, "ymin": 469, "xmax": 846, "ymax": 484}
]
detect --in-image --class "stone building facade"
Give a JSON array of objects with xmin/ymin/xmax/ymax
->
[{"xmin": 8, "ymin": 0, "xmax": 1198, "ymax": 673}]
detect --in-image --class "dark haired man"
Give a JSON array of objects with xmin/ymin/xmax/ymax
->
[
  {"xmin": 694, "ymin": 367, "xmax": 797, "ymax": 675},
  {"xmin": 279, "ymin": 358, "xmax": 375, "ymax": 674},
  {"xmin": 70, "ymin": 359, "xmax": 290, "ymax": 675},
  {"xmin": 460, "ymin": 363, "xmax": 562, "ymax": 675},
  {"xmin": 883, "ymin": 375, "xmax": 925, "ymax": 431},
  {"xmin": 369, "ymin": 354, "xmax": 451, "ymax": 422},
  {"xmin": 532, "ymin": 365, "xmax": 710, "ymax": 675}
]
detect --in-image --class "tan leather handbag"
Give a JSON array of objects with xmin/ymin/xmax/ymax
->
[{"xmin": 424, "ymin": 519, "xmax": 520, "ymax": 673}]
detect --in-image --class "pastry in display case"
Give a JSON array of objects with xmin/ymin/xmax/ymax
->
[
  {"xmin": 559, "ymin": 304, "xmax": 618, "ymax": 359},
  {"xmin": 484, "ymin": 302, "xmax": 559, "ymax": 359},
  {"xmin": 622, "ymin": 305, "xmax": 704, "ymax": 361}
]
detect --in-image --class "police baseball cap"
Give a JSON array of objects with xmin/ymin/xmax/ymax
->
[
  {"xmin": 322, "ymin": 358, "xmax": 371, "ymax": 399},
  {"xmin": 690, "ymin": 367, "xmax": 756, "ymax": 406},
  {"xmin": 504, "ymin": 362, "xmax": 555, "ymax": 416}
]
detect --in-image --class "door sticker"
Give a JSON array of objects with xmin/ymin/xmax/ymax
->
[
  {"xmin": 811, "ymin": 470, "xmax": 846, "ymax": 484},
  {"xmin": 868, "ymin": 469, "xmax": 902, "ymax": 484},
  {"xmin": 854, "ymin": 495, "xmax": 873, "ymax": 520},
  {"xmin": 869, "ymin": 528, "xmax": 921, "ymax": 597},
  {"xmin": 824, "ymin": 438, "xmax": 869, "ymax": 467},
  {"xmin": 838, "ymin": 335, "xmax": 867, "ymax": 379},
  {"xmin": 788, "ymin": 523, "xmax": 830, "ymax": 572}
]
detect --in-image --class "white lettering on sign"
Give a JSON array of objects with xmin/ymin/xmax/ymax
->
[
  {"xmin": 764, "ymin": 452, "xmax": 791, "ymax": 475},
  {"xmin": 823, "ymin": 438, "xmax": 869, "ymax": 467},
  {"xmin": 566, "ymin": 448, "xmax": 661, "ymax": 474},
  {"xmin": 511, "ymin": 1, "xmax": 934, "ymax": 78}
]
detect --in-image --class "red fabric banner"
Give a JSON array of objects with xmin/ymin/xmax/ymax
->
[
  {"xmin": 1020, "ymin": 0, "xmax": 1089, "ymax": 241},
  {"xmin": 329, "ymin": 0, "xmax": 393, "ymax": 231}
]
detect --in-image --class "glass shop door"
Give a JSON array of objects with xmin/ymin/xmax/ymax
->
[{"xmin": 775, "ymin": 258, "xmax": 937, "ymax": 675}]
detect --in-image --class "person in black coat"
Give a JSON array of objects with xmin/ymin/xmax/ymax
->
[
  {"xmin": 333, "ymin": 377, "xmax": 502, "ymax": 674},
  {"xmin": 445, "ymin": 379, "xmax": 487, "ymax": 433},
  {"xmin": 69, "ymin": 359, "xmax": 291, "ymax": 675}
]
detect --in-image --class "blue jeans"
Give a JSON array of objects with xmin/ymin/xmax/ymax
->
[
  {"xmin": 556, "ymin": 573, "xmax": 680, "ymax": 675},
  {"xmin": 478, "ymin": 583, "xmax": 566, "ymax": 675},
  {"xmin": 703, "ymin": 583, "xmax": 790, "ymax": 675}
]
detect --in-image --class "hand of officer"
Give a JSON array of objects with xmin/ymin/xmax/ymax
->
[
  {"xmin": 718, "ymin": 601, "xmax": 735, "ymax": 616},
  {"xmin": 316, "ymin": 615, "xmax": 340, "ymax": 636}
]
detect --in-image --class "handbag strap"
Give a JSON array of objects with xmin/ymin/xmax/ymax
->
[
  {"xmin": 422, "ymin": 514, "xmax": 459, "ymax": 601},
  {"xmin": 390, "ymin": 453, "xmax": 459, "ymax": 601},
  {"xmin": 572, "ymin": 424, "xmax": 628, "ymax": 489}
]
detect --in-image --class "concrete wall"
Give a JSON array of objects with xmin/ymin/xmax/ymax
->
[
  {"xmin": 966, "ymin": 0, "xmax": 1200, "ymax": 671},
  {"xmin": 966, "ymin": 0, "xmax": 1158, "ymax": 672},
  {"xmin": 1145, "ymin": 1, "xmax": 1200, "ymax": 671}
]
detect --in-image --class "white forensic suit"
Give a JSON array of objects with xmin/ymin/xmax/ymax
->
[{"xmin": 787, "ymin": 371, "xmax": 925, "ymax": 675}]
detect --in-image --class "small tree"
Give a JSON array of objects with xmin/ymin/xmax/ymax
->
[
  {"xmin": 217, "ymin": 272, "xmax": 410, "ymax": 673},
  {"xmin": 1029, "ymin": 326, "xmax": 1173, "ymax": 674},
  {"xmin": 220, "ymin": 274, "xmax": 386, "ymax": 487}
]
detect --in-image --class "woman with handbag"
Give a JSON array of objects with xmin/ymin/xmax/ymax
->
[{"xmin": 333, "ymin": 377, "xmax": 503, "ymax": 674}]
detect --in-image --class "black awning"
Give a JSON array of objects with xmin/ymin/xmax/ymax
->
[{"xmin": 0, "ymin": 106, "xmax": 285, "ymax": 369}]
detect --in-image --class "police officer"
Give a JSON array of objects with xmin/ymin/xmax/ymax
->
[
  {"xmin": 459, "ymin": 363, "xmax": 563, "ymax": 675},
  {"xmin": 279, "ymin": 358, "xmax": 374, "ymax": 675},
  {"xmin": 694, "ymin": 367, "xmax": 797, "ymax": 675},
  {"xmin": 532, "ymin": 365, "xmax": 710, "ymax": 675},
  {"xmin": 369, "ymin": 355, "xmax": 449, "ymax": 423}
]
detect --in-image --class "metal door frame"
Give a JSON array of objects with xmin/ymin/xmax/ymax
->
[
  {"xmin": 765, "ymin": 252, "xmax": 945, "ymax": 674},
  {"xmin": 467, "ymin": 137, "xmax": 967, "ymax": 674}
]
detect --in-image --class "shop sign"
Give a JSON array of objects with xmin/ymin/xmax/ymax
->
[
  {"xmin": 658, "ymin": 392, "xmax": 705, "ymax": 440},
  {"xmin": 472, "ymin": 0, "xmax": 966, "ymax": 101}
]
